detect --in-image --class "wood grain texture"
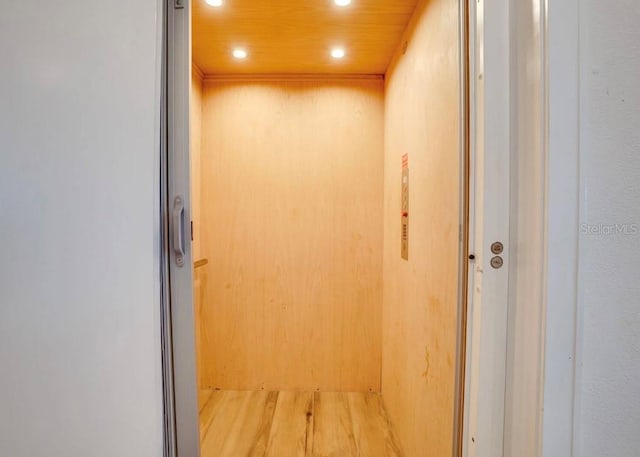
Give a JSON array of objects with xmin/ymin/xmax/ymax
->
[
  {"xmin": 201, "ymin": 391, "xmax": 248, "ymax": 456},
  {"xmin": 348, "ymin": 393, "xmax": 403, "ymax": 457},
  {"xmin": 313, "ymin": 392, "xmax": 358, "ymax": 456},
  {"xmin": 200, "ymin": 390, "xmax": 226, "ymax": 439},
  {"xmin": 381, "ymin": 0, "xmax": 462, "ymax": 456},
  {"xmin": 192, "ymin": 0, "xmax": 419, "ymax": 75},
  {"xmin": 265, "ymin": 392, "xmax": 314, "ymax": 457},
  {"xmin": 191, "ymin": 65, "xmax": 204, "ymax": 261},
  {"xmin": 199, "ymin": 79, "xmax": 384, "ymax": 392},
  {"xmin": 193, "ymin": 262, "xmax": 209, "ymax": 390},
  {"xmin": 199, "ymin": 391, "xmax": 404, "ymax": 457},
  {"xmin": 219, "ymin": 391, "xmax": 279, "ymax": 456},
  {"xmin": 192, "ymin": 67, "xmax": 205, "ymax": 390},
  {"xmin": 199, "ymin": 389, "xmax": 213, "ymax": 413}
]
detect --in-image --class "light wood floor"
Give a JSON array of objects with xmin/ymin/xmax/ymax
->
[{"xmin": 199, "ymin": 390, "xmax": 404, "ymax": 457}]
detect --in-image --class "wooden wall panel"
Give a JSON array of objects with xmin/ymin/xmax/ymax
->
[
  {"xmin": 191, "ymin": 65, "xmax": 205, "ymax": 389},
  {"xmin": 191, "ymin": 66, "xmax": 204, "ymax": 261},
  {"xmin": 193, "ymin": 261, "xmax": 209, "ymax": 390},
  {"xmin": 200, "ymin": 79, "xmax": 384, "ymax": 392},
  {"xmin": 382, "ymin": 0, "xmax": 462, "ymax": 456}
]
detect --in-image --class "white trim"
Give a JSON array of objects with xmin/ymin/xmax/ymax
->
[
  {"xmin": 463, "ymin": 0, "xmax": 512, "ymax": 456},
  {"xmin": 462, "ymin": 0, "xmax": 582, "ymax": 455},
  {"xmin": 541, "ymin": 0, "xmax": 581, "ymax": 456},
  {"xmin": 502, "ymin": 0, "xmax": 548, "ymax": 455},
  {"xmin": 462, "ymin": 0, "xmax": 479, "ymax": 448}
]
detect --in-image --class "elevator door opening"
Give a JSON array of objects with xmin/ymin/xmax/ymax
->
[{"xmin": 169, "ymin": 0, "xmax": 469, "ymax": 455}]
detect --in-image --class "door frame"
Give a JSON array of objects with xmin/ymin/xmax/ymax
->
[
  {"xmin": 162, "ymin": 1, "xmax": 200, "ymax": 456},
  {"xmin": 462, "ymin": 1, "xmax": 572, "ymax": 457},
  {"xmin": 461, "ymin": 0, "xmax": 512, "ymax": 456},
  {"xmin": 158, "ymin": 1, "xmax": 551, "ymax": 456}
]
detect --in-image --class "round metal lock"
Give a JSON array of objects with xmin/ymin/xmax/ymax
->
[
  {"xmin": 491, "ymin": 241, "xmax": 504, "ymax": 255},
  {"xmin": 490, "ymin": 256, "xmax": 504, "ymax": 269}
]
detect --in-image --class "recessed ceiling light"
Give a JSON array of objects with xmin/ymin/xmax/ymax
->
[
  {"xmin": 335, "ymin": 0, "xmax": 352, "ymax": 6},
  {"xmin": 232, "ymin": 48, "xmax": 248, "ymax": 59},
  {"xmin": 331, "ymin": 47, "xmax": 346, "ymax": 59},
  {"xmin": 205, "ymin": 0, "xmax": 223, "ymax": 6}
]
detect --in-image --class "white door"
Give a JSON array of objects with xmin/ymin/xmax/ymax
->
[{"xmin": 0, "ymin": 1, "xmax": 165, "ymax": 456}]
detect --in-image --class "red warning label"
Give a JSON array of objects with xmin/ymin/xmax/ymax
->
[{"xmin": 402, "ymin": 153, "xmax": 409, "ymax": 170}]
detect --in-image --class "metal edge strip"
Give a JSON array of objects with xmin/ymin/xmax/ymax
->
[
  {"xmin": 452, "ymin": 0, "xmax": 472, "ymax": 455},
  {"xmin": 160, "ymin": 0, "xmax": 178, "ymax": 455}
]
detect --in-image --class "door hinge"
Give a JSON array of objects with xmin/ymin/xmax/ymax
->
[{"xmin": 174, "ymin": 0, "xmax": 184, "ymax": 9}]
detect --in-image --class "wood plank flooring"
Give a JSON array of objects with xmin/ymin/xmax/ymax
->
[{"xmin": 199, "ymin": 391, "xmax": 404, "ymax": 457}]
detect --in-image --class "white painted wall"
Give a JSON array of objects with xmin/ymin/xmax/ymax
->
[
  {"xmin": 0, "ymin": 2, "xmax": 164, "ymax": 456},
  {"xmin": 545, "ymin": 1, "xmax": 640, "ymax": 456},
  {"xmin": 575, "ymin": 1, "xmax": 640, "ymax": 456},
  {"xmin": 543, "ymin": 1, "xmax": 581, "ymax": 456}
]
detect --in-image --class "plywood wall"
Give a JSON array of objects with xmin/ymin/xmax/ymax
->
[
  {"xmin": 382, "ymin": 0, "xmax": 461, "ymax": 455},
  {"xmin": 191, "ymin": 66, "xmax": 205, "ymax": 390},
  {"xmin": 190, "ymin": 66, "xmax": 204, "ymax": 261},
  {"xmin": 199, "ymin": 78, "xmax": 384, "ymax": 392},
  {"xmin": 193, "ymin": 261, "xmax": 209, "ymax": 390}
]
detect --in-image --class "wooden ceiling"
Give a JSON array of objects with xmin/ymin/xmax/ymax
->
[{"xmin": 192, "ymin": 0, "xmax": 420, "ymax": 75}]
